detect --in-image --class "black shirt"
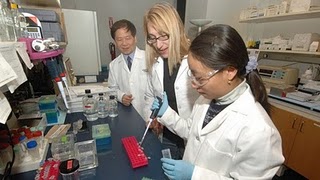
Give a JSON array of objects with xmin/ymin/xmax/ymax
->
[
  {"xmin": 202, "ymin": 100, "xmax": 230, "ymax": 128},
  {"xmin": 163, "ymin": 59, "xmax": 184, "ymax": 148}
]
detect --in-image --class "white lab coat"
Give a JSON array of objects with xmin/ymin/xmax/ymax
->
[
  {"xmin": 144, "ymin": 56, "xmax": 199, "ymax": 121},
  {"xmin": 108, "ymin": 47, "xmax": 148, "ymax": 117},
  {"xmin": 158, "ymin": 84, "xmax": 284, "ymax": 180}
]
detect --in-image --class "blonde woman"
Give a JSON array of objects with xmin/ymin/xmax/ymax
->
[{"xmin": 143, "ymin": 2, "xmax": 199, "ymax": 159}]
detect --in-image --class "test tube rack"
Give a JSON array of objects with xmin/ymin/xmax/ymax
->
[{"xmin": 121, "ymin": 136, "xmax": 148, "ymax": 169}]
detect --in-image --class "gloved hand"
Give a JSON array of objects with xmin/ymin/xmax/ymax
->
[
  {"xmin": 150, "ymin": 92, "xmax": 168, "ymax": 117},
  {"xmin": 161, "ymin": 158, "xmax": 194, "ymax": 180}
]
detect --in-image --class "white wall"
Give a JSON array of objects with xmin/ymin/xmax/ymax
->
[
  {"xmin": 185, "ymin": 0, "xmax": 208, "ymax": 39},
  {"xmin": 61, "ymin": 0, "xmax": 175, "ymax": 67},
  {"xmin": 185, "ymin": 0, "xmax": 250, "ymax": 41}
]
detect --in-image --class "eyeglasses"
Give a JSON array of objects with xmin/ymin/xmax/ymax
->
[
  {"xmin": 147, "ymin": 34, "xmax": 169, "ymax": 44},
  {"xmin": 187, "ymin": 69, "xmax": 220, "ymax": 87}
]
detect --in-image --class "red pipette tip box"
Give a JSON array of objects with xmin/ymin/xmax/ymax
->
[{"xmin": 121, "ymin": 136, "xmax": 148, "ymax": 168}]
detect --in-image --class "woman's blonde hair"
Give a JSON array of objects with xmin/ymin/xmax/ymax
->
[{"xmin": 143, "ymin": 2, "xmax": 190, "ymax": 75}]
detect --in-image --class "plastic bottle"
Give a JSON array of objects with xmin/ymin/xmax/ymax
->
[
  {"xmin": 0, "ymin": 0, "xmax": 16, "ymax": 41},
  {"xmin": 83, "ymin": 94, "xmax": 98, "ymax": 121},
  {"xmin": 97, "ymin": 93, "xmax": 109, "ymax": 118},
  {"xmin": 26, "ymin": 140, "xmax": 40, "ymax": 160},
  {"xmin": 108, "ymin": 95, "xmax": 118, "ymax": 117}
]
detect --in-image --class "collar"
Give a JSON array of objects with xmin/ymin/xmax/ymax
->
[
  {"xmin": 215, "ymin": 80, "xmax": 247, "ymax": 105},
  {"xmin": 123, "ymin": 48, "xmax": 136, "ymax": 61}
]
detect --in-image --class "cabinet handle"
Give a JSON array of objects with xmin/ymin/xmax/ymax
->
[
  {"xmin": 314, "ymin": 123, "xmax": 320, "ymax": 128},
  {"xmin": 299, "ymin": 121, "xmax": 305, "ymax": 132},
  {"xmin": 291, "ymin": 118, "xmax": 297, "ymax": 129}
]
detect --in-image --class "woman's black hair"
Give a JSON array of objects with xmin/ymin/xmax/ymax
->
[{"xmin": 189, "ymin": 24, "xmax": 269, "ymax": 113}]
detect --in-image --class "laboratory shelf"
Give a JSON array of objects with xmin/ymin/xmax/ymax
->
[
  {"xmin": 250, "ymin": 49, "xmax": 320, "ymax": 56},
  {"xmin": 248, "ymin": 49, "xmax": 320, "ymax": 64},
  {"xmin": 239, "ymin": 10, "xmax": 320, "ymax": 23}
]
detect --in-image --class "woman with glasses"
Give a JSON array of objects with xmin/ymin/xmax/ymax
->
[
  {"xmin": 143, "ymin": 2, "xmax": 199, "ymax": 159},
  {"xmin": 152, "ymin": 24, "xmax": 284, "ymax": 179}
]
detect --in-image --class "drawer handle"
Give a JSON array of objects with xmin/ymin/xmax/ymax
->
[
  {"xmin": 314, "ymin": 123, "xmax": 320, "ymax": 128},
  {"xmin": 291, "ymin": 119, "xmax": 296, "ymax": 129},
  {"xmin": 299, "ymin": 121, "xmax": 305, "ymax": 132}
]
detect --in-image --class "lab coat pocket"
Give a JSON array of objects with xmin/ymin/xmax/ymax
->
[{"xmin": 196, "ymin": 140, "xmax": 233, "ymax": 176}]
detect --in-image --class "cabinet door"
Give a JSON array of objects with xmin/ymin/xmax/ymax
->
[
  {"xmin": 270, "ymin": 106, "xmax": 301, "ymax": 164},
  {"xmin": 287, "ymin": 118, "xmax": 320, "ymax": 180}
]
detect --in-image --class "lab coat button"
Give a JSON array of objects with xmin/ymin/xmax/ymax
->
[
  {"xmin": 196, "ymin": 137, "xmax": 199, "ymax": 141},
  {"xmin": 176, "ymin": 87, "xmax": 179, "ymax": 90}
]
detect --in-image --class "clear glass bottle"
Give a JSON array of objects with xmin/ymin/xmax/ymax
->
[
  {"xmin": 83, "ymin": 94, "xmax": 98, "ymax": 121},
  {"xmin": 97, "ymin": 93, "xmax": 109, "ymax": 118},
  {"xmin": 82, "ymin": 89, "xmax": 91, "ymax": 118},
  {"xmin": 108, "ymin": 95, "xmax": 118, "ymax": 117},
  {"xmin": 0, "ymin": 0, "xmax": 16, "ymax": 41}
]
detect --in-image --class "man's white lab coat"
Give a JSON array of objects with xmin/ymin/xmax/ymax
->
[{"xmin": 108, "ymin": 47, "xmax": 147, "ymax": 117}]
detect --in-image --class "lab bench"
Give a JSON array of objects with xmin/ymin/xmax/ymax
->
[
  {"xmin": 8, "ymin": 104, "xmax": 166, "ymax": 180},
  {"xmin": 269, "ymin": 97, "xmax": 320, "ymax": 180}
]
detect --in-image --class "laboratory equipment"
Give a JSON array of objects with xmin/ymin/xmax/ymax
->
[
  {"xmin": 108, "ymin": 95, "xmax": 118, "ymax": 117},
  {"xmin": 161, "ymin": 148, "xmax": 172, "ymax": 159},
  {"xmin": 82, "ymin": 94, "xmax": 98, "ymax": 121},
  {"xmin": 39, "ymin": 95, "xmax": 60, "ymax": 124},
  {"xmin": 51, "ymin": 134, "xmax": 75, "ymax": 161},
  {"xmin": 59, "ymin": 159, "xmax": 80, "ymax": 180},
  {"xmin": 35, "ymin": 158, "xmax": 60, "ymax": 180},
  {"xmin": 139, "ymin": 96, "xmax": 162, "ymax": 145},
  {"xmin": 189, "ymin": 19, "xmax": 212, "ymax": 35},
  {"xmin": 74, "ymin": 139, "xmax": 98, "ymax": 171},
  {"xmin": 121, "ymin": 136, "xmax": 148, "ymax": 168},
  {"xmin": 258, "ymin": 65, "xmax": 299, "ymax": 86},
  {"xmin": 26, "ymin": 140, "xmax": 40, "ymax": 160},
  {"xmin": 92, "ymin": 124, "xmax": 111, "ymax": 151},
  {"xmin": 18, "ymin": 38, "xmax": 68, "ymax": 109},
  {"xmin": 292, "ymin": 33, "xmax": 320, "ymax": 52},
  {"xmin": 97, "ymin": 93, "xmax": 109, "ymax": 118},
  {"xmin": 39, "ymin": 95, "xmax": 57, "ymax": 110}
]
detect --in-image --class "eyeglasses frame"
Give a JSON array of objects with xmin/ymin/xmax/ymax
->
[
  {"xmin": 187, "ymin": 69, "xmax": 220, "ymax": 87},
  {"xmin": 147, "ymin": 34, "xmax": 169, "ymax": 44}
]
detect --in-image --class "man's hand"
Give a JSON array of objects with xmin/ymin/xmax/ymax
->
[{"xmin": 122, "ymin": 94, "xmax": 133, "ymax": 106}]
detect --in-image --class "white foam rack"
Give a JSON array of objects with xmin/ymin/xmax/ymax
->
[{"xmin": 0, "ymin": 138, "xmax": 49, "ymax": 175}]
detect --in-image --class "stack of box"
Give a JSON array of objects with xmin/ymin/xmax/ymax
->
[
  {"xmin": 38, "ymin": 95, "xmax": 60, "ymax": 124},
  {"xmin": 19, "ymin": 8, "xmax": 65, "ymax": 42},
  {"xmin": 92, "ymin": 124, "xmax": 111, "ymax": 151}
]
